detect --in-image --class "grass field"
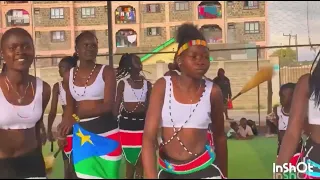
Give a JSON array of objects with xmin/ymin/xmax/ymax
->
[{"xmin": 43, "ymin": 137, "xmax": 278, "ymax": 179}]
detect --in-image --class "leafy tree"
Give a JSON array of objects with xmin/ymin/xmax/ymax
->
[{"xmin": 271, "ymin": 48, "xmax": 297, "ymax": 66}]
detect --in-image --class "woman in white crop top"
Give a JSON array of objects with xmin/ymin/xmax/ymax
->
[
  {"xmin": 142, "ymin": 24, "xmax": 227, "ymax": 179},
  {"xmin": 57, "ymin": 31, "xmax": 121, "ymax": 179},
  {"xmin": 114, "ymin": 53, "xmax": 152, "ymax": 179},
  {"xmin": 0, "ymin": 28, "xmax": 51, "ymax": 179},
  {"xmin": 276, "ymin": 54, "xmax": 320, "ymax": 178},
  {"xmin": 47, "ymin": 56, "xmax": 77, "ymax": 179}
]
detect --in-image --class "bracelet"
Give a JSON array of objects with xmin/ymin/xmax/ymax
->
[{"xmin": 72, "ymin": 114, "xmax": 80, "ymax": 122}]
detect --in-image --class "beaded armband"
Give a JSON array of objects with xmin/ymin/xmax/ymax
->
[{"xmin": 72, "ymin": 114, "xmax": 80, "ymax": 122}]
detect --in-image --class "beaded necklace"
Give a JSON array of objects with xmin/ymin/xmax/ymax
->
[{"xmin": 161, "ymin": 78, "xmax": 206, "ymax": 156}]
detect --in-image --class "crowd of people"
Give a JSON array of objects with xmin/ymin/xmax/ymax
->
[{"xmin": 0, "ymin": 23, "xmax": 319, "ymax": 179}]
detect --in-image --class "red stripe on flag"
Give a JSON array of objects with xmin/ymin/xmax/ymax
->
[
  {"xmin": 64, "ymin": 135, "xmax": 73, "ymax": 153},
  {"xmin": 106, "ymin": 132, "xmax": 122, "ymax": 156},
  {"xmin": 119, "ymin": 131, "xmax": 143, "ymax": 146}
]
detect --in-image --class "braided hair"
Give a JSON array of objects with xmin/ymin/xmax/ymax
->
[
  {"xmin": 116, "ymin": 53, "xmax": 139, "ymax": 81},
  {"xmin": 310, "ymin": 50, "xmax": 320, "ymax": 107}
]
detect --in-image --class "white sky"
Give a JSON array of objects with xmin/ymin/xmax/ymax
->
[{"xmin": 268, "ymin": 1, "xmax": 320, "ymax": 61}]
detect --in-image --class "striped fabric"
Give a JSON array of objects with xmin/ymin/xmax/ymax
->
[{"xmin": 119, "ymin": 110, "xmax": 146, "ymax": 165}]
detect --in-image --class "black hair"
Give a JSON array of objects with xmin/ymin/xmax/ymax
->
[
  {"xmin": 176, "ymin": 23, "xmax": 206, "ymax": 52},
  {"xmin": 230, "ymin": 122, "xmax": 238, "ymax": 128},
  {"xmin": 1, "ymin": 28, "xmax": 33, "ymax": 49},
  {"xmin": 59, "ymin": 56, "xmax": 77, "ymax": 68},
  {"xmin": 309, "ymin": 50, "xmax": 320, "ymax": 107},
  {"xmin": 73, "ymin": 31, "xmax": 98, "ymax": 63},
  {"xmin": 116, "ymin": 53, "xmax": 139, "ymax": 80},
  {"xmin": 279, "ymin": 83, "xmax": 296, "ymax": 96},
  {"xmin": 218, "ymin": 68, "xmax": 225, "ymax": 73}
]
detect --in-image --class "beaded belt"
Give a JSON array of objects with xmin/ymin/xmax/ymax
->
[{"xmin": 158, "ymin": 145, "xmax": 215, "ymax": 175}]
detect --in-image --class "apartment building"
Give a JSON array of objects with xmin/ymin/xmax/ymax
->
[{"xmin": 0, "ymin": 1, "xmax": 268, "ymax": 66}]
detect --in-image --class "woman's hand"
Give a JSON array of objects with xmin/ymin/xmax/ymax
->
[
  {"xmin": 57, "ymin": 138, "xmax": 67, "ymax": 150},
  {"xmin": 57, "ymin": 115, "xmax": 76, "ymax": 138},
  {"xmin": 47, "ymin": 130, "xmax": 55, "ymax": 142},
  {"xmin": 40, "ymin": 129, "xmax": 47, "ymax": 146}
]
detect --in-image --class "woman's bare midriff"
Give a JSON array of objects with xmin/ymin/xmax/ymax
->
[
  {"xmin": 0, "ymin": 128, "xmax": 38, "ymax": 158},
  {"xmin": 122, "ymin": 102, "xmax": 146, "ymax": 113},
  {"xmin": 160, "ymin": 127, "xmax": 208, "ymax": 163},
  {"xmin": 76, "ymin": 99, "xmax": 105, "ymax": 117}
]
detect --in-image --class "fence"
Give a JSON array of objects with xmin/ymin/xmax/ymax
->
[{"xmin": 4, "ymin": 43, "xmax": 318, "ymax": 127}]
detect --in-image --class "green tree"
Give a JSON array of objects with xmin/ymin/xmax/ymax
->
[{"xmin": 271, "ymin": 48, "xmax": 297, "ymax": 67}]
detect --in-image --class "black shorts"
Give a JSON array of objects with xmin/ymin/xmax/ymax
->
[{"xmin": 0, "ymin": 148, "xmax": 46, "ymax": 179}]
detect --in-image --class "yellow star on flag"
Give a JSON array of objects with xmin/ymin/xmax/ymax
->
[{"xmin": 76, "ymin": 128, "xmax": 94, "ymax": 146}]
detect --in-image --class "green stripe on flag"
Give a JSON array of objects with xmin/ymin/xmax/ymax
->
[
  {"xmin": 74, "ymin": 156, "xmax": 121, "ymax": 179},
  {"xmin": 123, "ymin": 147, "xmax": 142, "ymax": 165}
]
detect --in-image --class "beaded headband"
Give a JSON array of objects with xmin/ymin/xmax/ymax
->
[{"xmin": 177, "ymin": 39, "xmax": 207, "ymax": 56}]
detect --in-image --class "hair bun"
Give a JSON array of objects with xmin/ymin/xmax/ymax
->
[{"xmin": 176, "ymin": 23, "xmax": 203, "ymax": 45}]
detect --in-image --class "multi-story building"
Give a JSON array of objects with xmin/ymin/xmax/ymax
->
[{"xmin": 0, "ymin": 1, "xmax": 268, "ymax": 67}]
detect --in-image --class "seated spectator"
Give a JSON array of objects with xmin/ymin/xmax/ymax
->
[
  {"xmin": 227, "ymin": 122, "xmax": 239, "ymax": 139},
  {"xmin": 238, "ymin": 118, "xmax": 254, "ymax": 139},
  {"xmin": 247, "ymin": 119, "xmax": 258, "ymax": 136}
]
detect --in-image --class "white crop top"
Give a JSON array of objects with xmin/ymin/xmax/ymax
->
[
  {"xmin": 161, "ymin": 76, "xmax": 212, "ymax": 129},
  {"xmin": 277, "ymin": 106, "xmax": 289, "ymax": 131},
  {"xmin": 58, "ymin": 82, "xmax": 67, "ymax": 106},
  {"xmin": 308, "ymin": 94, "xmax": 320, "ymax": 125},
  {"xmin": 0, "ymin": 78, "xmax": 43, "ymax": 130},
  {"xmin": 123, "ymin": 79, "xmax": 148, "ymax": 103},
  {"xmin": 69, "ymin": 65, "xmax": 106, "ymax": 101}
]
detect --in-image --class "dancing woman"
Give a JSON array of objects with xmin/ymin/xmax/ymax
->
[
  {"xmin": 114, "ymin": 53, "xmax": 152, "ymax": 179},
  {"xmin": 0, "ymin": 28, "xmax": 51, "ymax": 178},
  {"xmin": 276, "ymin": 52, "xmax": 320, "ymax": 179},
  {"xmin": 142, "ymin": 23, "xmax": 227, "ymax": 179},
  {"xmin": 58, "ymin": 31, "xmax": 122, "ymax": 179},
  {"xmin": 47, "ymin": 56, "xmax": 77, "ymax": 179}
]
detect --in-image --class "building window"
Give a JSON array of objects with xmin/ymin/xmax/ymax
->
[
  {"xmin": 146, "ymin": 4, "xmax": 160, "ymax": 13},
  {"xmin": 243, "ymin": 1, "xmax": 259, "ymax": 9},
  {"xmin": 175, "ymin": 2, "xmax": 189, "ymax": 11},
  {"xmin": 50, "ymin": 8, "xmax": 64, "ymax": 19},
  {"xmin": 51, "ymin": 31, "xmax": 65, "ymax": 42},
  {"xmin": 244, "ymin": 22, "xmax": 260, "ymax": 34},
  {"xmin": 147, "ymin": 27, "xmax": 161, "ymax": 36},
  {"xmin": 116, "ymin": 29, "xmax": 137, "ymax": 48},
  {"xmin": 115, "ymin": 6, "xmax": 136, "ymax": 24},
  {"xmin": 6, "ymin": 9, "xmax": 30, "ymax": 27},
  {"xmin": 81, "ymin": 7, "xmax": 95, "ymax": 18},
  {"xmin": 198, "ymin": 2, "xmax": 222, "ymax": 19}
]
